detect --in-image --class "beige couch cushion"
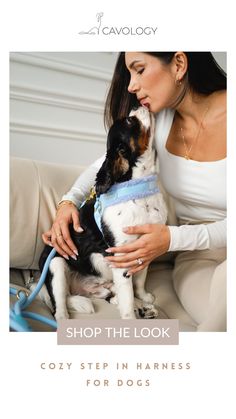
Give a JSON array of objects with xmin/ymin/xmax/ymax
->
[{"xmin": 10, "ymin": 157, "xmax": 84, "ymax": 270}]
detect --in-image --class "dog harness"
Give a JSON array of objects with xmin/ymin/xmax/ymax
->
[{"xmin": 93, "ymin": 174, "xmax": 159, "ymax": 233}]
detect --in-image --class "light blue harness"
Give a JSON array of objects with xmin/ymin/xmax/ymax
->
[{"xmin": 94, "ymin": 174, "xmax": 159, "ymax": 232}]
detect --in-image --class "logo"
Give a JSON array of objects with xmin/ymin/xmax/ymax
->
[
  {"xmin": 79, "ymin": 12, "xmax": 104, "ymax": 35},
  {"xmin": 78, "ymin": 13, "xmax": 158, "ymax": 36}
]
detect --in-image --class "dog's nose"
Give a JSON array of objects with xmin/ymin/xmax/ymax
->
[{"xmin": 130, "ymin": 106, "xmax": 149, "ymax": 118}]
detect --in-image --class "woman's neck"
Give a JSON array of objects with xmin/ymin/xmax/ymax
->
[
  {"xmin": 175, "ymin": 91, "xmax": 210, "ymax": 125},
  {"xmin": 175, "ymin": 90, "xmax": 225, "ymax": 126}
]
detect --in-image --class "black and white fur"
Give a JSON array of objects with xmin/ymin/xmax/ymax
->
[{"xmin": 38, "ymin": 107, "xmax": 168, "ymax": 320}]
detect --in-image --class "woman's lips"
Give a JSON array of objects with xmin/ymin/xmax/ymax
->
[
  {"xmin": 142, "ymin": 103, "xmax": 150, "ymax": 110},
  {"xmin": 140, "ymin": 98, "xmax": 150, "ymax": 109}
]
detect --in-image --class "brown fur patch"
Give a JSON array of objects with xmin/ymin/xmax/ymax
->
[
  {"xmin": 130, "ymin": 137, "xmax": 136, "ymax": 152},
  {"xmin": 113, "ymin": 153, "xmax": 129, "ymax": 177},
  {"xmin": 138, "ymin": 127, "xmax": 150, "ymax": 154}
]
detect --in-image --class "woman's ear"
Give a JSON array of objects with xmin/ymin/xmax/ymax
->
[{"xmin": 173, "ymin": 51, "xmax": 188, "ymax": 82}]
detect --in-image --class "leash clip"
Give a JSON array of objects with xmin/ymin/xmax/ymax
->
[
  {"xmin": 87, "ymin": 186, "xmax": 96, "ymax": 201},
  {"xmin": 16, "ymin": 289, "xmax": 29, "ymax": 300}
]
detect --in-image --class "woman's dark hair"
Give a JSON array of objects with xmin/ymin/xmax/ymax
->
[{"xmin": 104, "ymin": 52, "xmax": 226, "ymax": 129}]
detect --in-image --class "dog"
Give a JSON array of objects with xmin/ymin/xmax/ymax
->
[{"xmin": 38, "ymin": 106, "xmax": 168, "ymax": 320}]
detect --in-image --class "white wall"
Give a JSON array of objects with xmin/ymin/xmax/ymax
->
[
  {"xmin": 212, "ymin": 52, "xmax": 226, "ymax": 73},
  {"xmin": 10, "ymin": 52, "xmax": 118, "ymax": 165},
  {"xmin": 10, "ymin": 52, "xmax": 226, "ymax": 166}
]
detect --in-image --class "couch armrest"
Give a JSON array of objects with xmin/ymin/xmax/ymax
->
[{"xmin": 10, "ymin": 157, "xmax": 85, "ymax": 270}]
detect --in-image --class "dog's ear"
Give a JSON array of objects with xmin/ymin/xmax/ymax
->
[
  {"xmin": 95, "ymin": 159, "xmax": 113, "ymax": 196},
  {"xmin": 95, "ymin": 144, "xmax": 132, "ymax": 196},
  {"xmin": 113, "ymin": 151, "xmax": 130, "ymax": 180}
]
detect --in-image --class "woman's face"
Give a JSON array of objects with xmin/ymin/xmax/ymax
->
[{"xmin": 125, "ymin": 52, "xmax": 178, "ymax": 113}]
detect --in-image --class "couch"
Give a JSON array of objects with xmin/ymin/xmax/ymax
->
[{"xmin": 10, "ymin": 157, "xmax": 197, "ymax": 331}]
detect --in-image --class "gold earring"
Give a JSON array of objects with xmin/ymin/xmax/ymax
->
[{"xmin": 175, "ymin": 77, "xmax": 182, "ymax": 86}]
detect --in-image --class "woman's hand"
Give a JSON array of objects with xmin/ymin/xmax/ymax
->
[
  {"xmin": 105, "ymin": 224, "xmax": 170, "ymax": 275},
  {"xmin": 42, "ymin": 202, "xmax": 83, "ymax": 259}
]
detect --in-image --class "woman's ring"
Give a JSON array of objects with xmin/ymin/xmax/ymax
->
[
  {"xmin": 56, "ymin": 233, "xmax": 62, "ymax": 238},
  {"xmin": 137, "ymin": 258, "xmax": 143, "ymax": 266}
]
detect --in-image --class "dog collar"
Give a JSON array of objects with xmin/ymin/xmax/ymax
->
[{"xmin": 94, "ymin": 174, "xmax": 159, "ymax": 233}]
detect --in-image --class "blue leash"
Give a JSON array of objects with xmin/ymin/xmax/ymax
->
[{"xmin": 10, "ymin": 248, "xmax": 58, "ymax": 332}]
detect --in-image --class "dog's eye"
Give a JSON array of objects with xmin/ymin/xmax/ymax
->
[
  {"xmin": 117, "ymin": 144, "xmax": 126, "ymax": 155},
  {"xmin": 126, "ymin": 117, "xmax": 133, "ymax": 125}
]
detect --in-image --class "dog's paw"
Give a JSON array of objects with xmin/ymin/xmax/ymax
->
[
  {"xmin": 67, "ymin": 295, "xmax": 95, "ymax": 314},
  {"xmin": 134, "ymin": 298, "xmax": 159, "ymax": 319},
  {"xmin": 140, "ymin": 292, "xmax": 155, "ymax": 304},
  {"xmin": 109, "ymin": 295, "xmax": 118, "ymax": 305},
  {"xmin": 135, "ymin": 304, "xmax": 159, "ymax": 319},
  {"xmin": 121, "ymin": 313, "xmax": 137, "ymax": 319},
  {"xmin": 55, "ymin": 310, "xmax": 70, "ymax": 321}
]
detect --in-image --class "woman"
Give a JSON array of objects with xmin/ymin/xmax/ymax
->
[{"xmin": 43, "ymin": 52, "xmax": 226, "ymax": 331}]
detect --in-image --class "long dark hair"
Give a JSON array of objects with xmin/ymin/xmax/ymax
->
[{"xmin": 104, "ymin": 52, "xmax": 226, "ymax": 129}]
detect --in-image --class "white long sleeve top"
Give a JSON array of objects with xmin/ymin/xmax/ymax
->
[{"xmin": 62, "ymin": 109, "xmax": 226, "ymax": 252}]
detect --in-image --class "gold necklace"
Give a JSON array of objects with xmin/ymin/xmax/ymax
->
[{"xmin": 180, "ymin": 106, "xmax": 210, "ymax": 160}]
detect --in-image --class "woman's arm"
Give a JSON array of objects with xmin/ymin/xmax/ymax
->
[
  {"xmin": 60, "ymin": 155, "xmax": 105, "ymax": 207},
  {"xmin": 168, "ymin": 218, "xmax": 226, "ymax": 251},
  {"xmin": 42, "ymin": 154, "xmax": 105, "ymax": 257}
]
